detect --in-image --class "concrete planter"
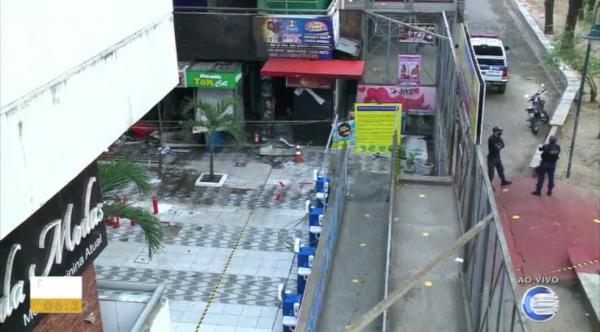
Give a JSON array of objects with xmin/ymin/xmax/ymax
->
[{"xmin": 195, "ymin": 173, "xmax": 228, "ymax": 188}]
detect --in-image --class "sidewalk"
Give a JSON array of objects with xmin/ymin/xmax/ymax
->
[
  {"xmin": 388, "ymin": 183, "xmax": 466, "ymax": 332},
  {"xmin": 495, "ymin": 176, "xmax": 600, "ymax": 331},
  {"xmin": 95, "ymin": 147, "xmax": 325, "ymax": 332},
  {"xmin": 316, "ymin": 156, "xmax": 390, "ymax": 332}
]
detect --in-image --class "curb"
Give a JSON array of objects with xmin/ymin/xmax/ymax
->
[{"xmin": 507, "ymin": 0, "xmax": 580, "ymax": 169}]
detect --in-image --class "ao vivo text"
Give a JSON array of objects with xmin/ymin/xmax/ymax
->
[{"xmin": 517, "ymin": 276, "xmax": 560, "ymax": 285}]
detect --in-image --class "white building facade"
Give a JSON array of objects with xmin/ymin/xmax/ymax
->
[{"xmin": 0, "ymin": 0, "xmax": 179, "ymax": 239}]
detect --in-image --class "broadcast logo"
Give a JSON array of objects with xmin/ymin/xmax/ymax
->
[{"xmin": 521, "ymin": 286, "xmax": 559, "ymax": 322}]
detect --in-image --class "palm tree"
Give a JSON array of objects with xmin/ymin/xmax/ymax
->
[
  {"xmin": 98, "ymin": 159, "xmax": 163, "ymax": 259},
  {"xmin": 181, "ymin": 96, "xmax": 245, "ymax": 182}
]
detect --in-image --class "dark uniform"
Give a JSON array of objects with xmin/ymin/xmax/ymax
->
[
  {"xmin": 534, "ymin": 142, "xmax": 560, "ymax": 195},
  {"xmin": 487, "ymin": 132, "xmax": 511, "ymax": 185}
]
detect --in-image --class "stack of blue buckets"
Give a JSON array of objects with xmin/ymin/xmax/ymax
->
[{"xmin": 278, "ymin": 169, "xmax": 330, "ymax": 332}]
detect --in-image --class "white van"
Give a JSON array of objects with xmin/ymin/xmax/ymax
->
[{"xmin": 471, "ymin": 34, "xmax": 509, "ymax": 94}]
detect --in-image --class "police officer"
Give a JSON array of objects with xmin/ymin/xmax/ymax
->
[
  {"xmin": 487, "ymin": 127, "xmax": 512, "ymax": 187},
  {"xmin": 532, "ymin": 136, "xmax": 561, "ymax": 196}
]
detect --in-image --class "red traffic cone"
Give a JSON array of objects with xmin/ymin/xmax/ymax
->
[{"xmin": 294, "ymin": 145, "xmax": 303, "ymax": 163}]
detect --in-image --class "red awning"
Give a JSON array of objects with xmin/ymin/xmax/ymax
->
[{"xmin": 260, "ymin": 59, "xmax": 365, "ymax": 80}]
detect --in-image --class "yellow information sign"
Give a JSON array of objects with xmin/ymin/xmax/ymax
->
[
  {"xmin": 30, "ymin": 298, "xmax": 83, "ymax": 314},
  {"xmin": 354, "ymin": 103, "xmax": 402, "ymax": 154}
]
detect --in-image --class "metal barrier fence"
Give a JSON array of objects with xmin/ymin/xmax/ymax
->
[
  {"xmin": 295, "ymin": 147, "xmax": 349, "ymax": 332},
  {"xmin": 452, "ymin": 108, "xmax": 529, "ymax": 331}
]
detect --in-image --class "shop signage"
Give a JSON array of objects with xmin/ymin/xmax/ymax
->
[
  {"xmin": 354, "ymin": 103, "xmax": 402, "ymax": 155},
  {"xmin": 254, "ymin": 15, "xmax": 336, "ymax": 59},
  {"xmin": 0, "ymin": 163, "xmax": 107, "ymax": 331},
  {"xmin": 356, "ymin": 84, "xmax": 437, "ymax": 113},
  {"xmin": 331, "ymin": 120, "xmax": 356, "ymax": 149},
  {"xmin": 186, "ymin": 71, "xmax": 241, "ymax": 89},
  {"xmin": 286, "ymin": 77, "xmax": 332, "ymax": 89},
  {"xmin": 398, "ymin": 54, "xmax": 421, "ymax": 84}
]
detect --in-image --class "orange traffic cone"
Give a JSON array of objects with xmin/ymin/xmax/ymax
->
[{"xmin": 294, "ymin": 145, "xmax": 303, "ymax": 163}]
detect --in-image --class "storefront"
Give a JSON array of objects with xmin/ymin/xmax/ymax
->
[
  {"xmin": 178, "ymin": 61, "xmax": 245, "ymax": 121},
  {"xmin": 0, "ymin": 162, "xmax": 107, "ymax": 332}
]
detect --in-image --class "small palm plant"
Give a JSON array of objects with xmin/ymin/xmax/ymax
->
[
  {"xmin": 98, "ymin": 160, "xmax": 163, "ymax": 259},
  {"xmin": 181, "ymin": 96, "xmax": 244, "ymax": 182}
]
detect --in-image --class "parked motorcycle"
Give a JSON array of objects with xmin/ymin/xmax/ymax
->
[{"xmin": 524, "ymin": 84, "xmax": 550, "ymax": 135}]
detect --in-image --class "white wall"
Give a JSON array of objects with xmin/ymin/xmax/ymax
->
[
  {"xmin": 0, "ymin": 0, "xmax": 174, "ymax": 108},
  {"xmin": 0, "ymin": 13, "xmax": 178, "ymax": 239},
  {"xmin": 149, "ymin": 298, "xmax": 171, "ymax": 332}
]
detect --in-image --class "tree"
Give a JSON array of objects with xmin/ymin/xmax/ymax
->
[
  {"xmin": 546, "ymin": 31, "xmax": 600, "ymax": 102},
  {"xmin": 565, "ymin": 0, "xmax": 584, "ymax": 44},
  {"xmin": 544, "ymin": 0, "xmax": 555, "ymax": 34},
  {"xmin": 98, "ymin": 159, "xmax": 163, "ymax": 259},
  {"xmin": 181, "ymin": 97, "xmax": 244, "ymax": 181}
]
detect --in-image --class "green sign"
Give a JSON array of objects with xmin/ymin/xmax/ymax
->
[{"xmin": 186, "ymin": 71, "xmax": 241, "ymax": 89}]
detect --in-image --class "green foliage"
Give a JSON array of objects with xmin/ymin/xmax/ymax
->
[
  {"xmin": 545, "ymin": 30, "xmax": 600, "ymax": 102},
  {"xmin": 180, "ymin": 97, "xmax": 245, "ymax": 178},
  {"xmin": 180, "ymin": 96, "xmax": 245, "ymax": 145},
  {"xmin": 98, "ymin": 160, "xmax": 163, "ymax": 259},
  {"xmin": 102, "ymin": 203, "xmax": 163, "ymax": 260},
  {"xmin": 406, "ymin": 151, "xmax": 418, "ymax": 167},
  {"xmin": 98, "ymin": 159, "xmax": 151, "ymax": 199}
]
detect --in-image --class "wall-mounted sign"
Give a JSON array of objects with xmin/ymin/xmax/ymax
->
[
  {"xmin": 254, "ymin": 15, "xmax": 335, "ymax": 59},
  {"xmin": 0, "ymin": 163, "xmax": 107, "ymax": 331},
  {"xmin": 397, "ymin": 23, "xmax": 437, "ymax": 43},
  {"xmin": 286, "ymin": 77, "xmax": 332, "ymax": 89},
  {"xmin": 354, "ymin": 103, "xmax": 402, "ymax": 155},
  {"xmin": 185, "ymin": 62, "xmax": 242, "ymax": 89},
  {"xmin": 331, "ymin": 120, "xmax": 355, "ymax": 149},
  {"xmin": 398, "ymin": 54, "xmax": 421, "ymax": 84},
  {"xmin": 356, "ymin": 85, "xmax": 436, "ymax": 112}
]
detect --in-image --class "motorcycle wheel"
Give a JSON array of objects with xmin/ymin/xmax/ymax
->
[
  {"xmin": 531, "ymin": 120, "xmax": 540, "ymax": 135},
  {"xmin": 541, "ymin": 110, "xmax": 550, "ymax": 123}
]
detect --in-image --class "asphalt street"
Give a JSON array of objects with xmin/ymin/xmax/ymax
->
[{"xmin": 466, "ymin": 0, "xmax": 561, "ymax": 179}]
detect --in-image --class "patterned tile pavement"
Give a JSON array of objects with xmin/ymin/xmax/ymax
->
[{"xmin": 96, "ymin": 148, "xmax": 390, "ymax": 332}]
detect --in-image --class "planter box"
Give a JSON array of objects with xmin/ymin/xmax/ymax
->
[{"xmin": 195, "ymin": 173, "xmax": 228, "ymax": 187}]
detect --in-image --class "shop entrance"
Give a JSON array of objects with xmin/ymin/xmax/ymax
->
[{"xmin": 271, "ymin": 77, "xmax": 294, "ymax": 120}]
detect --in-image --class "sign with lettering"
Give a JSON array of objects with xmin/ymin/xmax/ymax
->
[
  {"xmin": 185, "ymin": 71, "xmax": 241, "ymax": 89},
  {"xmin": 254, "ymin": 15, "xmax": 336, "ymax": 59},
  {"xmin": 354, "ymin": 103, "xmax": 402, "ymax": 155},
  {"xmin": 0, "ymin": 162, "xmax": 107, "ymax": 331}
]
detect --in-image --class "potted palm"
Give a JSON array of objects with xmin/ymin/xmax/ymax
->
[
  {"xmin": 404, "ymin": 151, "xmax": 418, "ymax": 174},
  {"xmin": 181, "ymin": 96, "xmax": 244, "ymax": 187},
  {"xmin": 98, "ymin": 159, "xmax": 163, "ymax": 259}
]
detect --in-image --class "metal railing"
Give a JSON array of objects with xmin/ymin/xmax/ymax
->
[
  {"xmin": 295, "ymin": 146, "xmax": 349, "ymax": 332},
  {"xmin": 451, "ymin": 98, "xmax": 529, "ymax": 332}
]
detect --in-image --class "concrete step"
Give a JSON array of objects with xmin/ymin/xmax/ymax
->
[{"xmin": 567, "ymin": 246, "xmax": 600, "ymax": 323}]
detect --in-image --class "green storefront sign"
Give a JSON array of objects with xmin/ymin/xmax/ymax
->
[{"xmin": 185, "ymin": 62, "xmax": 242, "ymax": 89}]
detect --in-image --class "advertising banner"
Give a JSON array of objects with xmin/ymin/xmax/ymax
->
[
  {"xmin": 354, "ymin": 104, "xmax": 402, "ymax": 154},
  {"xmin": 356, "ymin": 85, "xmax": 436, "ymax": 112},
  {"xmin": 0, "ymin": 162, "xmax": 107, "ymax": 331},
  {"xmin": 398, "ymin": 54, "xmax": 422, "ymax": 84},
  {"xmin": 331, "ymin": 120, "xmax": 355, "ymax": 149},
  {"xmin": 254, "ymin": 15, "xmax": 335, "ymax": 59},
  {"xmin": 397, "ymin": 23, "xmax": 436, "ymax": 43},
  {"xmin": 455, "ymin": 23, "xmax": 484, "ymax": 142}
]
